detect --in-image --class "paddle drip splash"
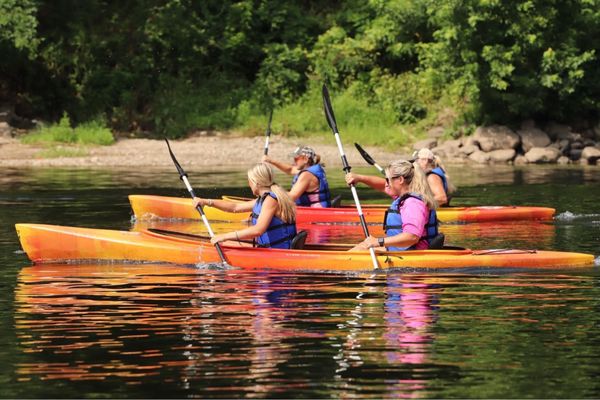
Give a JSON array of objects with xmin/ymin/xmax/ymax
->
[
  {"xmin": 195, "ymin": 262, "xmax": 233, "ymax": 270},
  {"xmin": 556, "ymin": 211, "xmax": 600, "ymax": 221},
  {"xmin": 595, "ymin": 256, "xmax": 600, "ymax": 267}
]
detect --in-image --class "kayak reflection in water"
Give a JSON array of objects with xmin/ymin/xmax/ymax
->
[
  {"xmin": 411, "ymin": 148, "xmax": 456, "ymax": 207},
  {"xmin": 348, "ymin": 160, "xmax": 440, "ymax": 251},
  {"xmin": 192, "ymin": 163, "xmax": 298, "ymax": 249},
  {"xmin": 263, "ymin": 145, "xmax": 332, "ymax": 208}
]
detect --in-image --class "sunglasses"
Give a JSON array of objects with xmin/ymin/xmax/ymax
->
[{"xmin": 385, "ymin": 176, "xmax": 401, "ymax": 185}]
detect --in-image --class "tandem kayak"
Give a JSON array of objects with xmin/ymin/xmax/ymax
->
[
  {"xmin": 15, "ymin": 224, "xmax": 594, "ymax": 271},
  {"xmin": 129, "ymin": 194, "xmax": 556, "ymax": 224}
]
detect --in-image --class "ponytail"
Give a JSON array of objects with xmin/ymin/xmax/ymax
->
[
  {"xmin": 308, "ymin": 153, "xmax": 324, "ymax": 167},
  {"xmin": 248, "ymin": 163, "xmax": 296, "ymax": 224},
  {"xmin": 269, "ymin": 183, "xmax": 296, "ymax": 224}
]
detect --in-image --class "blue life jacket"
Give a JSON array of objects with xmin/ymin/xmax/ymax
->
[
  {"xmin": 383, "ymin": 193, "xmax": 438, "ymax": 251},
  {"xmin": 250, "ymin": 192, "xmax": 297, "ymax": 249},
  {"xmin": 428, "ymin": 167, "xmax": 448, "ymax": 195},
  {"xmin": 291, "ymin": 164, "xmax": 331, "ymax": 208}
]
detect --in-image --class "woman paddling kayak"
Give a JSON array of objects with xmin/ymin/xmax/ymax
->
[
  {"xmin": 192, "ymin": 163, "xmax": 297, "ymax": 249},
  {"xmin": 262, "ymin": 145, "xmax": 332, "ymax": 208},
  {"xmin": 411, "ymin": 148, "xmax": 455, "ymax": 206},
  {"xmin": 349, "ymin": 160, "xmax": 440, "ymax": 251}
]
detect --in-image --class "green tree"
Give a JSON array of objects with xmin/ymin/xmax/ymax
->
[
  {"xmin": 420, "ymin": 0, "xmax": 600, "ymax": 123},
  {"xmin": 0, "ymin": 0, "xmax": 39, "ymax": 54}
]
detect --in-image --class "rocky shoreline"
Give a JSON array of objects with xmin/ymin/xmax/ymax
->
[{"xmin": 418, "ymin": 120, "xmax": 600, "ymax": 165}]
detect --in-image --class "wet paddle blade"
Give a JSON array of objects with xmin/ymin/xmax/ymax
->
[
  {"xmin": 354, "ymin": 142, "xmax": 376, "ymax": 165},
  {"xmin": 164, "ymin": 138, "xmax": 187, "ymax": 179},
  {"xmin": 322, "ymin": 85, "xmax": 338, "ymax": 133}
]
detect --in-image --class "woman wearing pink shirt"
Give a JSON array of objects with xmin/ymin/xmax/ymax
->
[{"xmin": 347, "ymin": 160, "xmax": 439, "ymax": 251}]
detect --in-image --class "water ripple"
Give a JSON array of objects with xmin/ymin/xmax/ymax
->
[{"xmin": 12, "ymin": 264, "xmax": 600, "ymax": 398}]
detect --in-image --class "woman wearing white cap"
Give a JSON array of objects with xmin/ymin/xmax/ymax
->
[
  {"xmin": 411, "ymin": 148, "xmax": 455, "ymax": 206},
  {"xmin": 263, "ymin": 145, "xmax": 332, "ymax": 208}
]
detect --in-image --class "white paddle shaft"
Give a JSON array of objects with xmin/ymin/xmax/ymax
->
[{"xmin": 182, "ymin": 175, "xmax": 216, "ymax": 237}]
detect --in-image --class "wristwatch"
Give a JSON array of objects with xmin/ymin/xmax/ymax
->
[{"xmin": 378, "ymin": 237, "xmax": 385, "ymax": 247}]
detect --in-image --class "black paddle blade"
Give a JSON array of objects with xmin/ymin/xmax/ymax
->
[
  {"xmin": 322, "ymin": 84, "xmax": 338, "ymax": 133},
  {"xmin": 164, "ymin": 138, "xmax": 187, "ymax": 179},
  {"xmin": 266, "ymin": 109, "xmax": 273, "ymax": 137},
  {"xmin": 354, "ymin": 142, "xmax": 376, "ymax": 166}
]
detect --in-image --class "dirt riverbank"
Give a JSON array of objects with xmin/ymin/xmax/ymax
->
[{"xmin": 0, "ymin": 134, "xmax": 404, "ymax": 169}]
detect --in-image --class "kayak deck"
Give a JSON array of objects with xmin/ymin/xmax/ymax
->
[
  {"xmin": 15, "ymin": 223, "xmax": 594, "ymax": 271},
  {"xmin": 129, "ymin": 195, "xmax": 556, "ymax": 224}
]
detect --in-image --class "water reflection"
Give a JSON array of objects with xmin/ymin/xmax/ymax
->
[
  {"xmin": 13, "ymin": 263, "xmax": 600, "ymax": 398},
  {"xmin": 5, "ymin": 163, "xmax": 600, "ymax": 398}
]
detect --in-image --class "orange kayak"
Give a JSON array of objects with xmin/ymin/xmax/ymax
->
[
  {"xmin": 15, "ymin": 223, "xmax": 594, "ymax": 270},
  {"xmin": 129, "ymin": 194, "xmax": 556, "ymax": 224}
]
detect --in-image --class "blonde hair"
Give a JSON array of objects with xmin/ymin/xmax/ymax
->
[
  {"xmin": 386, "ymin": 160, "xmax": 437, "ymax": 210},
  {"xmin": 309, "ymin": 154, "xmax": 323, "ymax": 166},
  {"xmin": 247, "ymin": 163, "xmax": 296, "ymax": 223},
  {"xmin": 417, "ymin": 149, "xmax": 456, "ymax": 195}
]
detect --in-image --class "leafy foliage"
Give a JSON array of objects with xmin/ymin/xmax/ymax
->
[
  {"xmin": 1, "ymin": 0, "xmax": 599, "ymax": 145},
  {"xmin": 0, "ymin": 0, "xmax": 39, "ymax": 54}
]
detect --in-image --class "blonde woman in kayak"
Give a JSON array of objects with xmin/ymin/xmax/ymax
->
[
  {"xmin": 347, "ymin": 148, "xmax": 454, "ymax": 207},
  {"xmin": 350, "ymin": 160, "xmax": 439, "ymax": 251},
  {"xmin": 192, "ymin": 163, "xmax": 297, "ymax": 249},
  {"xmin": 262, "ymin": 145, "xmax": 332, "ymax": 208},
  {"xmin": 411, "ymin": 148, "xmax": 455, "ymax": 206}
]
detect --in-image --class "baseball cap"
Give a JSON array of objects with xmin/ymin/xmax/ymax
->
[
  {"xmin": 290, "ymin": 145, "xmax": 316, "ymax": 161},
  {"xmin": 409, "ymin": 148, "xmax": 435, "ymax": 162}
]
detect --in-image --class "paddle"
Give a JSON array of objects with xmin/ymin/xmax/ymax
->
[
  {"xmin": 263, "ymin": 109, "xmax": 273, "ymax": 156},
  {"xmin": 322, "ymin": 84, "xmax": 379, "ymax": 270},
  {"xmin": 164, "ymin": 138, "xmax": 228, "ymax": 264},
  {"xmin": 354, "ymin": 142, "xmax": 385, "ymax": 175}
]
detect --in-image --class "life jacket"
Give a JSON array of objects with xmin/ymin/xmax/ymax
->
[
  {"xmin": 427, "ymin": 167, "xmax": 449, "ymax": 195},
  {"xmin": 383, "ymin": 192, "xmax": 438, "ymax": 251},
  {"xmin": 291, "ymin": 164, "xmax": 331, "ymax": 208},
  {"xmin": 250, "ymin": 192, "xmax": 297, "ymax": 249}
]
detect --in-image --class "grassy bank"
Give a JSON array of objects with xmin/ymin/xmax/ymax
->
[
  {"xmin": 20, "ymin": 114, "xmax": 114, "ymax": 153},
  {"xmin": 17, "ymin": 79, "xmax": 467, "ymax": 153}
]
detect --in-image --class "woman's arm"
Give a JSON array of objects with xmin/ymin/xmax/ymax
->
[
  {"xmin": 379, "ymin": 232, "xmax": 420, "ymax": 248},
  {"xmin": 211, "ymin": 196, "xmax": 278, "ymax": 243},
  {"xmin": 262, "ymin": 155, "xmax": 301, "ymax": 175},
  {"xmin": 193, "ymin": 197, "xmax": 255, "ymax": 213},
  {"xmin": 345, "ymin": 173, "xmax": 387, "ymax": 193},
  {"xmin": 427, "ymin": 174, "xmax": 448, "ymax": 206},
  {"xmin": 287, "ymin": 172, "xmax": 315, "ymax": 201},
  {"xmin": 350, "ymin": 233, "xmax": 419, "ymax": 251},
  {"xmin": 350, "ymin": 197, "xmax": 427, "ymax": 251}
]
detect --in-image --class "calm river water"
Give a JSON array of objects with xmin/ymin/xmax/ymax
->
[{"xmin": 1, "ymin": 164, "xmax": 599, "ymax": 398}]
